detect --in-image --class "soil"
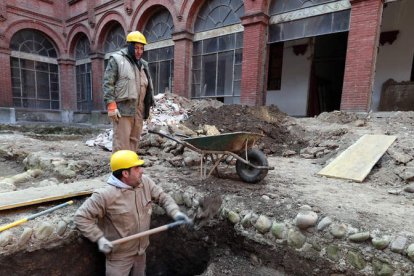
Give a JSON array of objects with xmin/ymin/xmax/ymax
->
[
  {"xmin": 0, "ymin": 107, "xmax": 414, "ymax": 275},
  {"xmin": 184, "ymin": 105, "xmax": 306, "ymax": 155}
]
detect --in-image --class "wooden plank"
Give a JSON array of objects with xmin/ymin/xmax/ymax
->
[
  {"xmin": 0, "ymin": 179, "xmax": 106, "ymax": 211},
  {"xmin": 317, "ymin": 134, "xmax": 397, "ymax": 182}
]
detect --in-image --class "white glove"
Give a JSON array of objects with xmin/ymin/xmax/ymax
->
[
  {"xmin": 173, "ymin": 211, "xmax": 192, "ymax": 224},
  {"xmin": 108, "ymin": 109, "xmax": 121, "ymax": 122},
  {"xmin": 97, "ymin": 236, "xmax": 113, "ymax": 254}
]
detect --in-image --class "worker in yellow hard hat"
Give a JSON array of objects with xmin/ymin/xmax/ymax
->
[
  {"xmin": 74, "ymin": 150, "xmax": 191, "ymax": 276},
  {"xmin": 103, "ymin": 31, "xmax": 155, "ymax": 152}
]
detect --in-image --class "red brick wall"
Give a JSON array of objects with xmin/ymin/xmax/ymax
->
[
  {"xmin": 0, "ymin": 49, "xmax": 13, "ymax": 107},
  {"xmin": 240, "ymin": 12, "xmax": 269, "ymax": 106},
  {"xmin": 172, "ymin": 31, "xmax": 193, "ymax": 99},
  {"xmin": 58, "ymin": 59, "xmax": 77, "ymax": 110},
  {"xmin": 90, "ymin": 54, "xmax": 105, "ymax": 110},
  {"xmin": 341, "ymin": 0, "xmax": 383, "ymax": 111}
]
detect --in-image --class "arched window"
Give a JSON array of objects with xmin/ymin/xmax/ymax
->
[
  {"xmin": 143, "ymin": 9, "xmax": 174, "ymax": 95},
  {"xmin": 144, "ymin": 9, "xmax": 174, "ymax": 43},
  {"xmin": 195, "ymin": 0, "xmax": 244, "ymax": 32},
  {"xmin": 104, "ymin": 24, "xmax": 125, "ymax": 54},
  {"xmin": 10, "ymin": 29, "xmax": 59, "ymax": 110},
  {"xmin": 75, "ymin": 35, "xmax": 92, "ymax": 111},
  {"xmin": 192, "ymin": 0, "xmax": 244, "ymax": 104},
  {"xmin": 103, "ymin": 24, "xmax": 126, "ymax": 70}
]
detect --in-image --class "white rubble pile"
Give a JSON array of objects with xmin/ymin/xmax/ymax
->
[{"xmin": 85, "ymin": 93, "xmax": 222, "ymax": 151}]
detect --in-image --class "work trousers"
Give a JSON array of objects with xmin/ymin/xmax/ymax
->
[
  {"xmin": 106, "ymin": 253, "xmax": 146, "ymax": 276},
  {"xmin": 112, "ymin": 114, "xmax": 143, "ymax": 153}
]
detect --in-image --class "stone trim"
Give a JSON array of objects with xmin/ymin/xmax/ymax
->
[
  {"xmin": 193, "ymin": 24, "xmax": 243, "ymax": 42},
  {"xmin": 145, "ymin": 39, "xmax": 174, "ymax": 51},
  {"xmin": 270, "ymin": 0, "xmax": 351, "ymax": 24},
  {"xmin": 10, "ymin": 51, "xmax": 58, "ymax": 64}
]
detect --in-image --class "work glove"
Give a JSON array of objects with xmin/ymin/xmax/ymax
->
[
  {"xmin": 97, "ymin": 236, "xmax": 113, "ymax": 254},
  {"xmin": 107, "ymin": 102, "xmax": 121, "ymax": 122},
  {"xmin": 173, "ymin": 211, "xmax": 192, "ymax": 225}
]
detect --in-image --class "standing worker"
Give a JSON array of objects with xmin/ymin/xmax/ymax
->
[
  {"xmin": 74, "ymin": 150, "xmax": 191, "ymax": 276},
  {"xmin": 103, "ymin": 31, "xmax": 154, "ymax": 152}
]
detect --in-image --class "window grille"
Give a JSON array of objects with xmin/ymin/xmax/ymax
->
[
  {"xmin": 192, "ymin": 32, "xmax": 243, "ymax": 104},
  {"xmin": 143, "ymin": 9, "xmax": 175, "ymax": 95},
  {"xmin": 195, "ymin": 0, "xmax": 244, "ymax": 32},
  {"xmin": 144, "ymin": 10, "xmax": 174, "ymax": 43},
  {"xmin": 270, "ymin": 0, "xmax": 337, "ymax": 16},
  {"xmin": 10, "ymin": 29, "xmax": 60, "ymax": 110},
  {"xmin": 192, "ymin": 0, "xmax": 244, "ymax": 104},
  {"xmin": 104, "ymin": 24, "xmax": 125, "ymax": 54},
  {"xmin": 75, "ymin": 36, "xmax": 92, "ymax": 111}
]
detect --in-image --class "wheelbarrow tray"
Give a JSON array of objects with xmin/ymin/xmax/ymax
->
[
  {"xmin": 148, "ymin": 129, "xmax": 273, "ymax": 183},
  {"xmin": 183, "ymin": 132, "xmax": 263, "ymax": 153}
]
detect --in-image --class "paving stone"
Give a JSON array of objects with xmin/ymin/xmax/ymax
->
[
  {"xmin": 18, "ymin": 227, "xmax": 33, "ymax": 245},
  {"xmin": 254, "ymin": 215, "xmax": 272, "ymax": 234},
  {"xmin": 34, "ymin": 222, "xmax": 54, "ymax": 240},
  {"xmin": 227, "ymin": 211, "xmax": 240, "ymax": 224},
  {"xmin": 390, "ymin": 236, "xmax": 407, "ymax": 253},
  {"xmin": 271, "ymin": 222, "xmax": 286, "ymax": 239},
  {"xmin": 287, "ymin": 229, "xmax": 306, "ymax": 249},
  {"xmin": 347, "ymin": 251, "xmax": 366, "ymax": 270}
]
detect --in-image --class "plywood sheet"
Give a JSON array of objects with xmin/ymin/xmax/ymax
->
[
  {"xmin": 0, "ymin": 179, "xmax": 106, "ymax": 211},
  {"xmin": 318, "ymin": 134, "xmax": 397, "ymax": 182}
]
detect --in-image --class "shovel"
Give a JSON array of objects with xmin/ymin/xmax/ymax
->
[
  {"xmin": 111, "ymin": 220, "xmax": 190, "ymax": 245},
  {"xmin": 111, "ymin": 195, "xmax": 223, "ymax": 245}
]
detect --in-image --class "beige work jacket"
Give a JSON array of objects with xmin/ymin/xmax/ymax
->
[{"xmin": 74, "ymin": 174, "xmax": 180, "ymax": 259}]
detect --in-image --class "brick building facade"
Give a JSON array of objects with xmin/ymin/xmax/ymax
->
[{"xmin": 0, "ymin": 0, "xmax": 410, "ymax": 123}]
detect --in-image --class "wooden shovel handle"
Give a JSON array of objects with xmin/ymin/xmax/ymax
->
[{"xmin": 111, "ymin": 220, "xmax": 187, "ymax": 245}]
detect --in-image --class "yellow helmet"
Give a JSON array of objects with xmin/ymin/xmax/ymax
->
[
  {"xmin": 126, "ymin": 31, "xmax": 147, "ymax": 45},
  {"xmin": 110, "ymin": 150, "xmax": 145, "ymax": 172}
]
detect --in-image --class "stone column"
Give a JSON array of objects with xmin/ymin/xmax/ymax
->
[
  {"xmin": 57, "ymin": 58, "xmax": 76, "ymax": 110},
  {"xmin": 90, "ymin": 52, "xmax": 105, "ymax": 110},
  {"xmin": 341, "ymin": 0, "xmax": 384, "ymax": 111},
  {"xmin": 172, "ymin": 30, "xmax": 193, "ymax": 99},
  {"xmin": 240, "ymin": 12, "xmax": 269, "ymax": 106},
  {"xmin": 0, "ymin": 47, "xmax": 12, "ymax": 107}
]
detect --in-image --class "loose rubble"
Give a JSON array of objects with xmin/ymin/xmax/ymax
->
[{"xmin": 0, "ymin": 95, "xmax": 414, "ymax": 275}]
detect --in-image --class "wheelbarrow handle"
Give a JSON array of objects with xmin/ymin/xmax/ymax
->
[
  {"xmin": 148, "ymin": 129, "xmax": 183, "ymax": 144},
  {"xmin": 111, "ymin": 220, "xmax": 188, "ymax": 246}
]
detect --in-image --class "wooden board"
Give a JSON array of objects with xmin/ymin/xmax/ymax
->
[
  {"xmin": 0, "ymin": 179, "xmax": 106, "ymax": 211},
  {"xmin": 317, "ymin": 134, "xmax": 397, "ymax": 182}
]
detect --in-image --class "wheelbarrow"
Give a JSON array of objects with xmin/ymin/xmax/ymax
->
[{"xmin": 148, "ymin": 130, "xmax": 274, "ymax": 183}]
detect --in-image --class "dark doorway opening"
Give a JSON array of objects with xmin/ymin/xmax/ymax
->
[{"xmin": 308, "ymin": 32, "xmax": 348, "ymax": 116}]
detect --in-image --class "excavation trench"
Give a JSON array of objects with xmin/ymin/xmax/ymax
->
[{"xmin": 0, "ymin": 214, "xmax": 342, "ymax": 276}]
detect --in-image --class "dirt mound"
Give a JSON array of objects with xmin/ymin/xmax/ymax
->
[
  {"xmin": 316, "ymin": 110, "xmax": 362, "ymax": 124},
  {"xmin": 184, "ymin": 105, "xmax": 306, "ymax": 155}
]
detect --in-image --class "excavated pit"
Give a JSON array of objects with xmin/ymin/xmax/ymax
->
[{"xmin": 0, "ymin": 213, "xmax": 338, "ymax": 276}]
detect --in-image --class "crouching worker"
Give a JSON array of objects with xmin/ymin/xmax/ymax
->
[{"xmin": 74, "ymin": 150, "xmax": 191, "ymax": 276}]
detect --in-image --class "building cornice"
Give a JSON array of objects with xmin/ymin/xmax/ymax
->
[
  {"xmin": 241, "ymin": 12, "xmax": 269, "ymax": 27},
  {"xmin": 172, "ymin": 30, "xmax": 194, "ymax": 41},
  {"xmin": 7, "ymin": 5, "xmax": 63, "ymax": 26}
]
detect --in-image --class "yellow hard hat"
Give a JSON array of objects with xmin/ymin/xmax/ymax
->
[
  {"xmin": 110, "ymin": 150, "xmax": 145, "ymax": 172},
  {"xmin": 126, "ymin": 31, "xmax": 147, "ymax": 45}
]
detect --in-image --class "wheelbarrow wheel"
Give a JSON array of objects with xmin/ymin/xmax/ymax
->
[{"xmin": 236, "ymin": 149, "xmax": 268, "ymax": 183}]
